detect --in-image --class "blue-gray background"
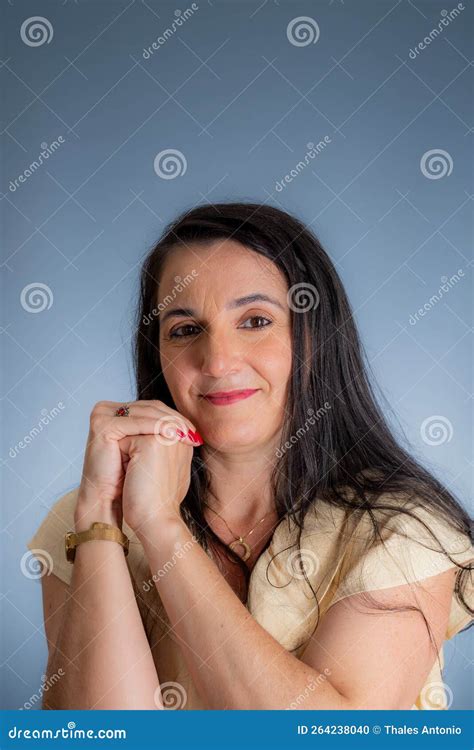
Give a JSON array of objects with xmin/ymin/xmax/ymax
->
[{"xmin": 1, "ymin": 0, "xmax": 472, "ymax": 710}]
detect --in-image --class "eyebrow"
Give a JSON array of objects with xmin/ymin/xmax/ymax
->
[{"xmin": 159, "ymin": 293, "xmax": 285, "ymax": 324}]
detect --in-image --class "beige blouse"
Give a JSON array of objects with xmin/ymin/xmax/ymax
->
[{"xmin": 26, "ymin": 486, "xmax": 473, "ymax": 710}]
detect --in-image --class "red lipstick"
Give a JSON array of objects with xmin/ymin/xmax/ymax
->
[{"xmin": 202, "ymin": 389, "xmax": 259, "ymax": 406}]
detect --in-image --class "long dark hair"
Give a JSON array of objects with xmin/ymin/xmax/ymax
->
[{"xmin": 132, "ymin": 201, "xmax": 472, "ymax": 651}]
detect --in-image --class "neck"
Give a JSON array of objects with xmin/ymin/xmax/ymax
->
[{"xmin": 200, "ymin": 441, "xmax": 279, "ymax": 527}]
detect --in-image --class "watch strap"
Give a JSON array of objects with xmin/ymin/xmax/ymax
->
[{"xmin": 65, "ymin": 522, "xmax": 129, "ymax": 563}]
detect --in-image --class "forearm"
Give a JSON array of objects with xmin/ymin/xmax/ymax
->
[
  {"xmin": 139, "ymin": 519, "xmax": 350, "ymax": 710},
  {"xmin": 44, "ymin": 540, "xmax": 161, "ymax": 710}
]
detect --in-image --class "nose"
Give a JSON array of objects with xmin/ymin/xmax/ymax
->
[{"xmin": 199, "ymin": 329, "xmax": 241, "ymax": 378}]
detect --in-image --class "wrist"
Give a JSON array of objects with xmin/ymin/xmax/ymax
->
[
  {"xmin": 74, "ymin": 495, "xmax": 121, "ymax": 533},
  {"xmin": 134, "ymin": 514, "xmax": 186, "ymax": 548}
]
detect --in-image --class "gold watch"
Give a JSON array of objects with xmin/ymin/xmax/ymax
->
[{"xmin": 65, "ymin": 522, "xmax": 130, "ymax": 563}]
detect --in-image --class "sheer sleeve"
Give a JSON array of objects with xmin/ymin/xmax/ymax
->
[
  {"xmin": 330, "ymin": 504, "xmax": 474, "ymax": 636},
  {"xmin": 25, "ymin": 487, "xmax": 80, "ymax": 585}
]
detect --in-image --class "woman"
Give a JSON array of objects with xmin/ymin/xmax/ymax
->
[{"xmin": 27, "ymin": 202, "xmax": 473, "ymax": 710}]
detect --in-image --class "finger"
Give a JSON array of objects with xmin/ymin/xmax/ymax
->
[
  {"xmin": 119, "ymin": 429, "xmax": 199, "ymax": 461},
  {"xmin": 152, "ymin": 415, "xmax": 203, "ymax": 446},
  {"xmin": 111, "ymin": 414, "xmax": 203, "ymax": 445},
  {"xmin": 91, "ymin": 412, "xmax": 198, "ymax": 445},
  {"xmin": 158, "ymin": 417, "xmax": 203, "ymax": 445},
  {"xmin": 106, "ymin": 400, "xmax": 199, "ymax": 437}
]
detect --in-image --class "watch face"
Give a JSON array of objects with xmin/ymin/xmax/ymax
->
[{"xmin": 65, "ymin": 531, "xmax": 75, "ymax": 562}]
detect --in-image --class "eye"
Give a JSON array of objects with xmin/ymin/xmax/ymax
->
[
  {"xmin": 168, "ymin": 324, "xmax": 201, "ymax": 339},
  {"xmin": 239, "ymin": 315, "xmax": 272, "ymax": 330},
  {"xmin": 167, "ymin": 315, "xmax": 272, "ymax": 340}
]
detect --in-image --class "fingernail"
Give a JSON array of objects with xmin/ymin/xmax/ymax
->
[
  {"xmin": 188, "ymin": 429, "xmax": 204, "ymax": 445},
  {"xmin": 176, "ymin": 429, "xmax": 186, "ymax": 438}
]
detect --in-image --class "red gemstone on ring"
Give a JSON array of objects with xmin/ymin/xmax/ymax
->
[{"xmin": 116, "ymin": 406, "xmax": 129, "ymax": 417}]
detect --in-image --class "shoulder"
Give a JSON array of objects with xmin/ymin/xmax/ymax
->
[
  {"xmin": 269, "ymin": 485, "xmax": 473, "ymax": 607},
  {"xmin": 327, "ymin": 490, "xmax": 473, "ymax": 632},
  {"xmin": 26, "ymin": 486, "xmax": 80, "ymax": 585},
  {"xmin": 250, "ymin": 487, "xmax": 473, "ymax": 650}
]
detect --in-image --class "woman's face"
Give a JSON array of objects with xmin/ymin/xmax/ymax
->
[{"xmin": 157, "ymin": 239, "xmax": 292, "ymax": 451}]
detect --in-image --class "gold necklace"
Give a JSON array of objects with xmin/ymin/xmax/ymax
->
[{"xmin": 203, "ymin": 502, "xmax": 278, "ymax": 562}]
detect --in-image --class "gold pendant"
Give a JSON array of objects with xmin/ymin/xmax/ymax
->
[{"xmin": 229, "ymin": 537, "xmax": 251, "ymax": 561}]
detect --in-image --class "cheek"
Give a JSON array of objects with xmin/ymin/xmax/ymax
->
[
  {"xmin": 253, "ymin": 336, "xmax": 292, "ymax": 386},
  {"xmin": 159, "ymin": 348, "xmax": 193, "ymax": 404},
  {"xmin": 160, "ymin": 342, "xmax": 193, "ymax": 375}
]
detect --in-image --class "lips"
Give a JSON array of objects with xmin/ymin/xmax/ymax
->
[{"xmin": 202, "ymin": 389, "xmax": 259, "ymax": 405}]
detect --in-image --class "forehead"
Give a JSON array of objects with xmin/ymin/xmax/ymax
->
[{"xmin": 158, "ymin": 239, "xmax": 288, "ymax": 301}]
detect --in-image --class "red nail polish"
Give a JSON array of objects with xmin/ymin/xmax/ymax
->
[
  {"xmin": 188, "ymin": 429, "xmax": 204, "ymax": 445},
  {"xmin": 176, "ymin": 429, "xmax": 186, "ymax": 438}
]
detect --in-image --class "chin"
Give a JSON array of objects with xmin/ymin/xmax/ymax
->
[{"xmin": 204, "ymin": 426, "xmax": 269, "ymax": 450}]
